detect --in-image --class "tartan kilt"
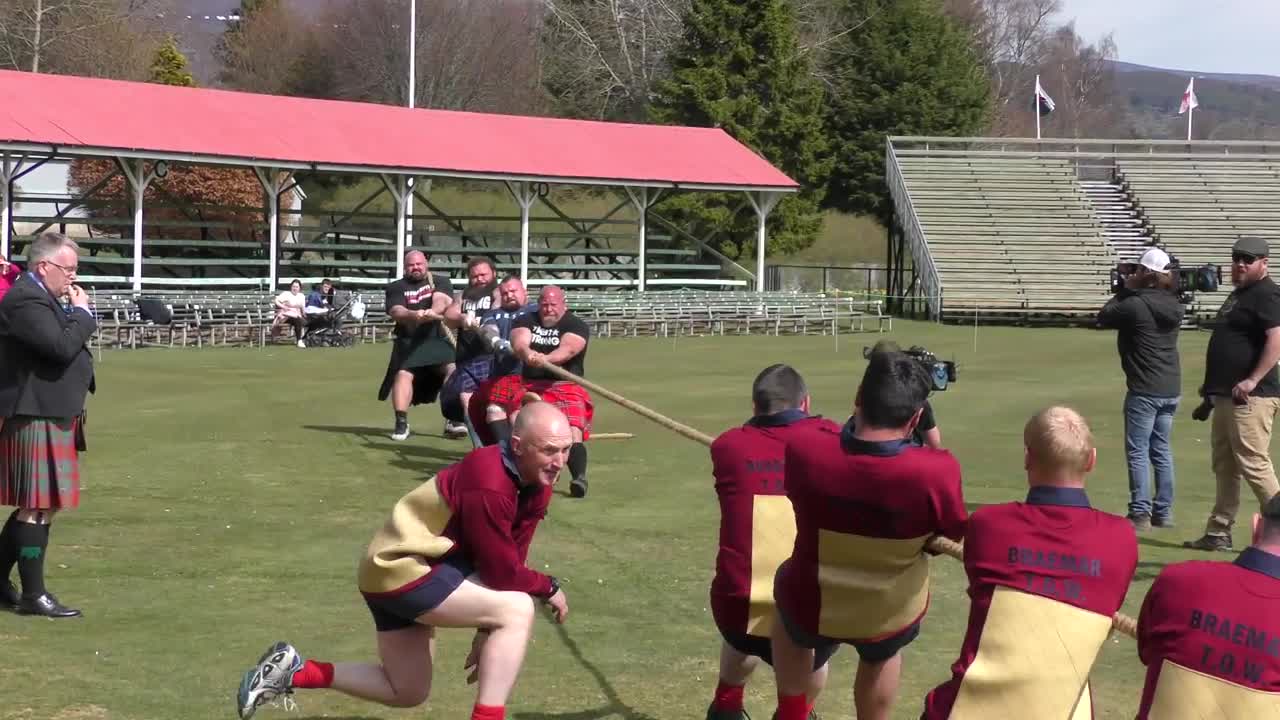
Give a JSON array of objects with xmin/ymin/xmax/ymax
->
[
  {"xmin": 0, "ymin": 416, "xmax": 81, "ymax": 510},
  {"xmin": 488, "ymin": 375, "xmax": 593, "ymax": 440}
]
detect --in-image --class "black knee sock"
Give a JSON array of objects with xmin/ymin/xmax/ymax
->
[
  {"xmin": 568, "ymin": 443, "xmax": 588, "ymax": 481},
  {"xmin": 0, "ymin": 510, "xmax": 18, "ymax": 580},
  {"xmin": 14, "ymin": 520, "xmax": 49, "ymax": 598}
]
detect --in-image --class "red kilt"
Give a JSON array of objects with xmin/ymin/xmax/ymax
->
[
  {"xmin": 0, "ymin": 416, "xmax": 81, "ymax": 510},
  {"xmin": 472, "ymin": 375, "xmax": 593, "ymax": 444}
]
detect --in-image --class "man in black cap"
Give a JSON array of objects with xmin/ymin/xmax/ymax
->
[{"xmin": 1185, "ymin": 236, "xmax": 1280, "ymax": 552}]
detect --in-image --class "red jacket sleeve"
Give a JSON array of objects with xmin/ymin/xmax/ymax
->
[{"xmin": 456, "ymin": 489, "xmax": 555, "ymax": 598}]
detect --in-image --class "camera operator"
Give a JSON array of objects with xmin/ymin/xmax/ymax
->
[
  {"xmin": 860, "ymin": 340, "xmax": 943, "ymax": 449},
  {"xmin": 1184, "ymin": 237, "xmax": 1280, "ymax": 553},
  {"xmin": 1097, "ymin": 248, "xmax": 1184, "ymax": 532}
]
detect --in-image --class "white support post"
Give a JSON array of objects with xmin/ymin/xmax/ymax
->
[
  {"xmin": 746, "ymin": 191, "xmax": 782, "ymax": 293},
  {"xmin": 506, "ymin": 181, "xmax": 537, "ymax": 286},
  {"xmin": 120, "ymin": 159, "xmax": 165, "ymax": 292},
  {"xmin": 254, "ymin": 168, "xmax": 293, "ymax": 290},
  {"xmin": 383, "ymin": 175, "xmax": 409, "ymax": 278},
  {"xmin": 624, "ymin": 187, "xmax": 663, "ymax": 291},
  {"xmin": 0, "ymin": 152, "xmax": 23, "ymax": 258}
]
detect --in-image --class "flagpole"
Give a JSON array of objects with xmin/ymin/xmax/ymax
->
[
  {"xmin": 1186, "ymin": 77, "xmax": 1194, "ymax": 142},
  {"xmin": 1035, "ymin": 74, "xmax": 1042, "ymax": 140}
]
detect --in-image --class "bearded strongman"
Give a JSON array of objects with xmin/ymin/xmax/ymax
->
[
  {"xmin": 485, "ymin": 286, "xmax": 593, "ymax": 499},
  {"xmin": 0, "ymin": 231, "xmax": 96, "ymax": 618},
  {"xmin": 921, "ymin": 407, "xmax": 1139, "ymax": 720},
  {"xmin": 378, "ymin": 250, "xmax": 457, "ymax": 442},
  {"xmin": 707, "ymin": 364, "xmax": 838, "ymax": 720},
  {"xmin": 771, "ymin": 349, "xmax": 968, "ymax": 720},
  {"xmin": 1135, "ymin": 494, "xmax": 1280, "ymax": 718},
  {"xmin": 442, "ymin": 257, "xmax": 500, "ymax": 443},
  {"xmin": 235, "ymin": 402, "xmax": 572, "ymax": 720}
]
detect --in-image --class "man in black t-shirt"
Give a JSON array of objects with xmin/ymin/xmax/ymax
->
[
  {"xmin": 485, "ymin": 286, "xmax": 594, "ymax": 498},
  {"xmin": 854, "ymin": 340, "xmax": 943, "ymax": 448},
  {"xmin": 377, "ymin": 250, "xmax": 456, "ymax": 442},
  {"xmin": 1185, "ymin": 237, "xmax": 1280, "ymax": 552},
  {"xmin": 440, "ymin": 257, "xmax": 499, "ymax": 443}
]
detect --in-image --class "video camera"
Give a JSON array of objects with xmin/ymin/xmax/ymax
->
[
  {"xmin": 1109, "ymin": 253, "xmax": 1222, "ymax": 304},
  {"xmin": 862, "ymin": 344, "xmax": 958, "ymax": 392}
]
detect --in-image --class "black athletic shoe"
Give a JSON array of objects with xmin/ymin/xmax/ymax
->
[
  {"xmin": 390, "ymin": 418, "xmax": 410, "ymax": 441},
  {"xmin": 570, "ymin": 475, "xmax": 588, "ymax": 498},
  {"xmin": 1183, "ymin": 534, "xmax": 1233, "ymax": 552},
  {"xmin": 706, "ymin": 703, "xmax": 750, "ymax": 720},
  {"xmin": 1152, "ymin": 515, "xmax": 1175, "ymax": 529}
]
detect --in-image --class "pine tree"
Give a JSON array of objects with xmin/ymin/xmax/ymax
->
[
  {"xmin": 650, "ymin": 0, "xmax": 831, "ymax": 260},
  {"xmin": 823, "ymin": 0, "xmax": 991, "ymax": 223},
  {"xmin": 149, "ymin": 36, "xmax": 195, "ymax": 88}
]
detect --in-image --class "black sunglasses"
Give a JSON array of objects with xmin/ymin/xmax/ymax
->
[{"xmin": 1233, "ymin": 254, "xmax": 1264, "ymax": 265}]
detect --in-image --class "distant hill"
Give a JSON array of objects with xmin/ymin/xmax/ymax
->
[{"xmin": 1109, "ymin": 61, "xmax": 1280, "ymax": 140}]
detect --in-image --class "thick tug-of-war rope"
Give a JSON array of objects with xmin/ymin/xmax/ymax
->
[{"xmin": 535, "ymin": 362, "xmax": 1141, "ymax": 641}]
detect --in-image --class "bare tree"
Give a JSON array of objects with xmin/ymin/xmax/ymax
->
[
  {"xmin": 1037, "ymin": 23, "xmax": 1119, "ymax": 138},
  {"xmin": 539, "ymin": 0, "xmax": 688, "ymax": 121},
  {"xmin": 317, "ymin": 0, "xmax": 542, "ymax": 114},
  {"xmin": 0, "ymin": 0, "xmax": 163, "ymax": 74},
  {"xmin": 948, "ymin": 0, "xmax": 1059, "ymax": 134},
  {"xmin": 214, "ymin": 0, "xmax": 308, "ymax": 95}
]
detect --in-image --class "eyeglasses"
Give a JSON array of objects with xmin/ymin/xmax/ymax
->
[
  {"xmin": 42, "ymin": 260, "xmax": 79, "ymax": 274},
  {"xmin": 1232, "ymin": 254, "xmax": 1263, "ymax": 265}
]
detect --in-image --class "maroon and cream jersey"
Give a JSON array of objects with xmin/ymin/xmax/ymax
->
[
  {"xmin": 922, "ymin": 488, "xmax": 1138, "ymax": 719},
  {"xmin": 710, "ymin": 411, "xmax": 840, "ymax": 639}
]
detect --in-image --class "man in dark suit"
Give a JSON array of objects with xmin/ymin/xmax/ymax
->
[{"xmin": 0, "ymin": 231, "xmax": 96, "ymax": 618}]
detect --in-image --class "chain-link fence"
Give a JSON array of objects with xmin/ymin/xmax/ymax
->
[{"xmin": 766, "ymin": 263, "xmax": 887, "ymax": 296}]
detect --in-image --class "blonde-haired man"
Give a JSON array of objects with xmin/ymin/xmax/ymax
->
[{"xmin": 922, "ymin": 407, "xmax": 1139, "ymax": 719}]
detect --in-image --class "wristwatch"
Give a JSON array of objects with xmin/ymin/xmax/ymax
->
[{"xmin": 543, "ymin": 576, "xmax": 560, "ymax": 601}]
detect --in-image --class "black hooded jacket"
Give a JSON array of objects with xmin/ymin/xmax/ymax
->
[{"xmin": 1097, "ymin": 288, "xmax": 1184, "ymax": 397}]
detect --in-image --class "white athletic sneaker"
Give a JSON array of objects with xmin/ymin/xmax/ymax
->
[
  {"xmin": 391, "ymin": 418, "xmax": 411, "ymax": 441},
  {"xmin": 237, "ymin": 641, "xmax": 302, "ymax": 719},
  {"xmin": 443, "ymin": 420, "xmax": 468, "ymax": 439}
]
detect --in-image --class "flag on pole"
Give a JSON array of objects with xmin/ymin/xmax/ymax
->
[
  {"xmin": 1178, "ymin": 77, "xmax": 1199, "ymax": 115},
  {"xmin": 1035, "ymin": 75, "xmax": 1056, "ymax": 116}
]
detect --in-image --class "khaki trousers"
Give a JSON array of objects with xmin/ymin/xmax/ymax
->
[{"xmin": 1207, "ymin": 396, "xmax": 1280, "ymax": 536}]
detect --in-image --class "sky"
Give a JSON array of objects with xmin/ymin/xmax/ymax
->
[{"xmin": 1062, "ymin": 0, "xmax": 1280, "ymax": 77}]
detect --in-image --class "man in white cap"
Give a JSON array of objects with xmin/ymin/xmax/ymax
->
[
  {"xmin": 1098, "ymin": 247, "xmax": 1184, "ymax": 531},
  {"xmin": 1186, "ymin": 236, "xmax": 1280, "ymax": 552}
]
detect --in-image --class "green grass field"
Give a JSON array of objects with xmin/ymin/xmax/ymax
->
[{"xmin": 1, "ymin": 320, "xmax": 1263, "ymax": 720}]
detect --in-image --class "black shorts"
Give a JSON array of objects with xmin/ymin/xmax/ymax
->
[
  {"xmin": 775, "ymin": 600, "xmax": 920, "ymax": 664},
  {"xmin": 362, "ymin": 555, "xmax": 473, "ymax": 632},
  {"xmin": 719, "ymin": 626, "xmax": 839, "ymax": 670}
]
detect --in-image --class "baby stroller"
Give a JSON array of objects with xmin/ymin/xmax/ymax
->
[{"xmin": 302, "ymin": 291, "xmax": 362, "ymax": 348}]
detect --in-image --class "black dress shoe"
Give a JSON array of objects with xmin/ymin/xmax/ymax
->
[
  {"xmin": 17, "ymin": 593, "xmax": 81, "ymax": 618},
  {"xmin": 0, "ymin": 580, "xmax": 18, "ymax": 609}
]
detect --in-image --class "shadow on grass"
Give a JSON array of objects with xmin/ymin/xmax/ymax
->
[
  {"xmin": 1137, "ymin": 535, "xmax": 1193, "ymax": 551},
  {"xmin": 294, "ymin": 717, "xmax": 384, "ymax": 720},
  {"xmin": 1134, "ymin": 560, "xmax": 1167, "ymax": 582},
  {"xmin": 304, "ymin": 425, "xmax": 467, "ymax": 477},
  {"xmin": 513, "ymin": 622, "xmax": 661, "ymax": 720},
  {"xmin": 303, "ymin": 424, "xmax": 391, "ymax": 439}
]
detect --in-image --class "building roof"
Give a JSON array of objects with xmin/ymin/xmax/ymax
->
[{"xmin": 0, "ymin": 70, "xmax": 797, "ymax": 192}]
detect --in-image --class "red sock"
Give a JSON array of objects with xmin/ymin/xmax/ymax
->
[
  {"xmin": 471, "ymin": 704, "xmax": 505, "ymax": 720},
  {"xmin": 712, "ymin": 681, "xmax": 745, "ymax": 712},
  {"xmin": 290, "ymin": 660, "xmax": 334, "ymax": 689},
  {"xmin": 776, "ymin": 693, "xmax": 808, "ymax": 720}
]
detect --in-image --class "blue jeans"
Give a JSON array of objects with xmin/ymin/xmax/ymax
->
[{"xmin": 1124, "ymin": 392, "xmax": 1180, "ymax": 519}]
